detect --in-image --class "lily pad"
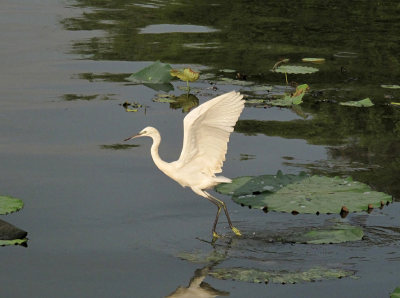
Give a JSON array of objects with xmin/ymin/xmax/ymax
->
[
  {"xmin": 339, "ymin": 98, "xmax": 374, "ymax": 107},
  {"xmin": 391, "ymin": 287, "xmax": 400, "ymax": 298},
  {"xmin": 209, "ymin": 267, "xmax": 355, "ymax": 284},
  {"xmin": 302, "ymin": 58, "xmax": 326, "ymax": 64},
  {"xmin": 216, "ymin": 173, "xmax": 392, "ymax": 214},
  {"xmin": 381, "ymin": 85, "xmax": 400, "ymax": 89},
  {"xmin": 216, "ymin": 170, "xmax": 307, "ymax": 197},
  {"xmin": 0, "ymin": 219, "xmax": 28, "ymax": 247},
  {"xmin": 290, "ymin": 223, "xmax": 364, "ymax": 244},
  {"xmin": 273, "ymin": 65, "xmax": 319, "ymax": 74},
  {"xmin": 217, "ymin": 78, "xmax": 254, "ymax": 86},
  {"xmin": 128, "ymin": 61, "xmax": 173, "ymax": 84},
  {"xmin": 0, "ymin": 196, "xmax": 24, "ymax": 215},
  {"xmin": 0, "ymin": 238, "xmax": 27, "ymax": 246},
  {"xmin": 270, "ymin": 84, "xmax": 309, "ymax": 106}
]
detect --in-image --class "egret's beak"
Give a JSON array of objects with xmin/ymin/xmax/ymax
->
[{"xmin": 124, "ymin": 133, "xmax": 142, "ymax": 141}]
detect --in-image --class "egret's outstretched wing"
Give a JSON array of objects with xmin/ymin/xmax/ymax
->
[{"xmin": 175, "ymin": 91, "xmax": 244, "ymax": 175}]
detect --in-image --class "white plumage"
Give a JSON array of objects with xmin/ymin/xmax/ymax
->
[{"xmin": 125, "ymin": 91, "xmax": 244, "ymax": 238}]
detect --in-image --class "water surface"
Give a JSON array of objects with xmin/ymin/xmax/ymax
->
[{"xmin": 1, "ymin": 1, "xmax": 400, "ymax": 297}]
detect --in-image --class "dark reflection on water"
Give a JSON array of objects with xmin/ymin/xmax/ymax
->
[{"xmin": 63, "ymin": 0, "xmax": 400, "ymax": 200}]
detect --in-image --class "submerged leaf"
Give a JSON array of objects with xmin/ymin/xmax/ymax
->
[
  {"xmin": 273, "ymin": 65, "xmax": 319, "ymax": 74},
  {"xmin": 177, "ymin": 250, "xmax": 227, "ymax": 264},
  {"xmin": 128, "ymin": 61, "xmax": 173, "ymax": 84},
  {"xmin": 170, "ymin": 68, "xmax": 200, "ymax": 82},
  {"xmin": 209, "ymin": 267, "xmax": 354, "ymax": 284},
  {"xmin": 216, "ymin": 172, "xmax": 392, "ymax": 214},
  {"xmin": 291, "ymin": 224, "xmax": 364, "ymax": 244},
  {"xmin": 339, "ymin": 98, "xmax": 374, "ymax": 107},
  {"xmin": 0, "ymin": 196, "xmax": 24, "ymax": 215}
]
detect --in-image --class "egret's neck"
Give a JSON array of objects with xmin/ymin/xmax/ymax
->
[{"xmin": 149, "ymin": 130, "xmax": 169, "ymax": 172}]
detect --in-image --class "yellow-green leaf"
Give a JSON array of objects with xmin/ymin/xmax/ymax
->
[
  {"xmin": 170, "ymin": 68, "xmax": 200, "ymax": 82},
  {"xmin": 302, "ymin": 58, "xmax": 326, "ymax": 64}
]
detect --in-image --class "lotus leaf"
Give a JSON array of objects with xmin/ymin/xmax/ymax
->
[
  {"xmin": 128, "ymin": 61, "xmax": 173, "ymax": 84},
  {"xmin": 391, "ymin": 287, "xmax": 400, "ymax": 298},
  {"xmin": 302, "ymin": 58, "xmax": 326, "ymax": 64},
  {"xmin": 215, "ymin": 170, "xmax": 308, "ymax": 197},
  {"xmin": 218, "ymin": 78, "xmax": 253, "ymax": 86},
  {"xmin": 0, "ymin": 196, "xmax": 24, "ymax": 215},
  {"xmin": 209, "ymin": 267, "xmax": 354, "ymax": 284},
  {"xmin": 270, "ymin": 84, "xmax": 309, "ymax": 106},
  {"xmin": 381, "ymin": 85, "xmax": 400, "ymax": 89},
  {"xmin": 0, "ymin": 219, "xmax": 28, "ymax": 247},
  {"xmin": 273, "ymin": 65, "xmax": 319, "ymax": 74},
  {"xmin": 216, "ymin": 173, "xmax": 392, "ymax": 214},
  {"xmin": 0, "ymin": 239, "xmax": 27, "ymax": 246},
  {"xmin": 170, "ymin": 68, "xmax": 199, "ymax": 82},
  {"xmin": 339, "ymin": 98, "xmax": 374, "ymax": 107},
  {"xmin": 290, "ymin": 223, "xmax": 364, "ymax": 244}
]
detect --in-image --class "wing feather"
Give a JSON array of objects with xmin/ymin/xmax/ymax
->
[{"xmin": 175, "ymin": 91, "xmax": 244, "ymax": 175}]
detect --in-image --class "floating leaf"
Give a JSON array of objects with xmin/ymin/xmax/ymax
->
[
  {"xmin": 302, "ymin": 58, "xmax": 326, "ymax": 64},
  {"xmin": 0, "ymin": 196, "xmax": 24, "ymax": 215},
  {"xmin": 391, "ymin": 102, "xmax": 400, "ymax": 106},
  {"xmin": 217, "ymin": 78, "xmax": 254, "ymax": 86},
  {"xmin": 340, "ymin": 98, "xmax": 374, "ymax": 107},
  {"xmin": 246, "ymin": 99, "xmax": 266, "ymax": 104},
  {"xmin": 290, "ymin": 223, "xmax": 364, "ymax": 244},
  {"xmin": 0, "ymin": 219, "xmax": 28, "ymax": 247},
  {"xmin": 391, "ymin": 287, "xmax": 400, "ymax": 298},
  {"xmin": 128, "ymin": 61, "xmax": 173, "ymax": 84},
  {"xmin": 273, "ymin": 65, "xmax": 319, "ymax": 74},
  {"xmin": 170, "ymin": 68, "xmax": 200, "ymax": 82},
  {"xmin": 248, "ymin": 85, "xmax": 273, "ymax": 92},
  {"xmin": 216, "ymin": 170, "xmax": 308, "ymax": 197},
  {"xmin": 0, "ymin": 238, "xmax": 27, "ymax": 246},
  {"xmin": 270, "ymin": 84, "xmax": 309, "ymax": 106},
  {"xmin": 209, "ymin": 267, "xmax": 355, "ymax": 284},
  {"xmin": 219, "ymin": 69, "xmax": 236, "ymax": 73},
  {"xmin": 216, "ymin": 172, "xmax": 392, "ymax": 214},
  {"xmin": 381, "ymin": 85, "xmax": 400, "ymax": 89}
]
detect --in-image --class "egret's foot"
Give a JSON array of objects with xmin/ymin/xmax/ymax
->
[
  {"xmin": 212, "ymin": 231, "xmax": 221, "ymax": 239},
  {"xmin": 231, "ymin": 226, "xmax": 242, "ymax": 236}
]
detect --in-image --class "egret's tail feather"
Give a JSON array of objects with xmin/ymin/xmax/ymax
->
[{"xmin": 215, "ymin": 176, "xmax": 232, "ymax": 184}]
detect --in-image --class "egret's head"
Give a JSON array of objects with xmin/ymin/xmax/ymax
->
[{"xmin": 124, "ymin": 126, "xmax": 157, "ymax": 141}]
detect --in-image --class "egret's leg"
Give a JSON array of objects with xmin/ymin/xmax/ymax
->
[
  {"xmin": 203, "ymin": 195, "xmax": 223, "ymax": 238},
  {"xmin": 204, "ymin": 191, "xmax": 242, "ymax": 236}
]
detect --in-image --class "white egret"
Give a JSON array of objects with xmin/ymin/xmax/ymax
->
[{"xmin": 125, "ymin": 91, "xmax": 244, "ymax": 238}]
